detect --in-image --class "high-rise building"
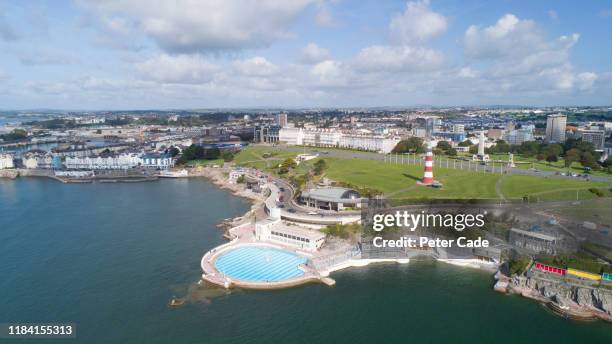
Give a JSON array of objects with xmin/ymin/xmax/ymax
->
[
  {"xmin": 577, "ymin": 129, "xmax": 606, "ymax": 151},
  {"xmin": 503, "ymin": 128, "xmax": 534, "ymax": 145},
  {"xmin": 275, "ymin": 113, "xmax": 288, "ymax": 127},
  {"xmin": 545, "ymin": 114, "xmax": 567, "ymax": 143}
]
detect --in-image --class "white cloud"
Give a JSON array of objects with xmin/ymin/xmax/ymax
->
[
  {"xmin": 136, "ymin": 54, "xmax": 219, "ymax": 84},
  {"xmin": 299, "ymin": 43, "xmax": 331, "ymax": 64},
  {"xmin": 389, "ymin": 0, "xmax": 447, "ymax": 45},
  {"xmin": 233, "ymin": 57, "xmax": 280, "ymax": 77},
  {"xmin": 84, "ymin": 0, "xmax": 318, "ymax": 52},
  {"xmin": 353, "ymin": 45, "xmax": 444, "ymax": 72},
  {"xmin": 314, "ymin": 5, "xmax": 334, "ymax": 27},
  {"xmin": 577, "ymin": 72, "xmax": 598, "ymax": 91},
  {"xmin": 458, "ymin": 67, "xmax": 478, "ymax": 78},
  {"xmin": 461, "ymin": 14, "xmax": 596, "ymax": 95}
]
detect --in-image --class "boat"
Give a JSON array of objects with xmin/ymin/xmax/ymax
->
[{"xmin": 159, "ymin": 169, "xmax": 189, "ymax": 178}]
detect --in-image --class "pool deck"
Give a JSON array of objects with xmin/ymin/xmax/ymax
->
[{"xmin": 201, "ymin": 239, "xmax": 325, "ymax": 290}]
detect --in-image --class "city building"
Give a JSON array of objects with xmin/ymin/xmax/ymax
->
[
  {"xmin": 503, "ymin": 128, "xmax": 534, "ymax": 145},
  {"xmin": 545, "ymin": 114, "xmax": 567, "ymax": 143},
  {"xmin": 0, "ymin": 153, "xmax": 14, "ymax": 169},
  {"xmin": 299, "ymin": 187, "xmax": 362, "ymax": 211},
  {"xmin": 487, "ymin": 128, "xmax": 505, "ymax": 140},
  {"xmin": 255, "ymin": 218, "xmax": 326, "ymax": 251},
  {"xmin": 433, "ymin": 131, "xmax": 466, "ymax": 143},
  {"xmin": 338, "ymin": 133, "xmax": 400, "ymax": 153},
  {"xmin": 140, "ymin": 153, "xmax": 174, "ymax": 169},
  {"xmin": 577, "ymin": 129, "xmax": 606, "ymax": 151},
  {"xmin": 275, "ymin": 113, "xmax": 288, "ymax": 128},
  {"xmin": 278, "ymin": 128, "xmax": 399, "ymax": 153},
  {"xmin": 451, "ymin": 124, "xmax": 465, "ymax": 133},
  {"xmin": 21, "ymin": 151, "xmax": 53, "ymax": 169},
  {"xmin": 508, "ymin": 228, "xmax": 558, "ymax": 255},
  {"xmin": 254, "ymin": 125, "xmax": 280, "ymax": 143},
  {"xmin": 65, "ymin": 153, "xmax": 143, "ymax": 170}
]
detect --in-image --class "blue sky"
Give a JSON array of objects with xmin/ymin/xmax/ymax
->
[{"xmin": 0, "ymin": 0, "xmax": 611, "ymax": 109}]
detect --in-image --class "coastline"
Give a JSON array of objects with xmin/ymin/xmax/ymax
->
[{"xmin": 192, "ymin": 165, "xmax": 612, "ymax": 324}]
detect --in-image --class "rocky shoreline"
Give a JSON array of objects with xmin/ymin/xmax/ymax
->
[
  {"xmin": 506, "ymin": 275, "xmax": 612, "ymax": 323},
  {"xmin": 186, "ymin": 166, "xmax": 265, "ymax": 230}
]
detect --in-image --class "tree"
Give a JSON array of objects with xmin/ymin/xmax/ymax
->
[
  {"xmin": 392, "ymin": 137, "xmax": 425, "ymax": 153},
  {"xmin": 469, "ymin": 145, "xmax": 478, "ymax": 154},
  {"xmin": 458, "ymin": 140, "xmax": 472, "ymax": 147},
  {"xmin": 168, "ymin": 147, "xmax": 180, "ymax": 157},
  {"xmin": 580, "ymin": 151, "xmax": 599, "ymax": 169},
  {"xmin": 544, "ymin": 144, "xmax": 563, "ymax": 157},
  {"xmin": 221, "ymin": 151, "xmax": 234, "ymax": 162},
  {"xmin": 436, "ymin": 141, "xmax": 452, "ymax": 151},
  {"xmin": 536, "ymin": 153, "xmax": 546, "ymax": 161},
  {"xmin": 546, "ymin": 154, "xmax": 558, "ymax": 163},
  {"xmin": 494, "ymin": 140, "xmax": 510, "ymax": 153},
  {"xmin": 203, "ymin": 148, "xmax": 221, "ymax": 160},
  {"xmin": 564, "ymin": 148, "xmax": 580, "ymax": 167},
  {"xmin": 280, "ymin": 158, "xmax": 297, "ymax": 171},
  {"xmin": 313, "ymin": 159, "xmax": 327, "ymax": 175},
  {"xmin": 447, "ymin": 148, "xmax": 457, "ymax": 156}
]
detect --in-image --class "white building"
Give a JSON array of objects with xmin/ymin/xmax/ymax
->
[
  {"xmin": 65, "ymin": 153, "xmax": 143, "ymax": 170},
  {"xmin": 279, "ymin": 128, "xmax": 399, "ymax": 153},
  {"xmin": 21, "ymin": 152, "xmax": 53, "ymax": 169},
  {"xmin": 0, "ymin": 153, "xmax": 14, "ymax": 169},
  {"xmin": 140, "ymin": 154, "xmax": 175, "ymax": 169},
  {"xmin": 503, "ymin": 128, "xmax": 534, "ymax": 145},
  {"xmin": 339, "ymin": 134, "xmax": 400, "ymax": 153},
  {"xmin": 577, "ymin": 129, "xmax": 606, "ymax": 151},
  {"xmin": 275, "ymin": 113, "xmax": 288, "ymax": 127},
  {"xmin": 255, "ymin": 218, "xmax": 326, "ymax": 252},
  {"xmin": 545, "ymin": 114, "xmax": 567, "ymax": 143}
]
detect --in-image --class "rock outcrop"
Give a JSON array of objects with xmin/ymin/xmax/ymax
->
[{"xmin": 510, "ymin": 275, "xmax": 612, "ymax": 321}]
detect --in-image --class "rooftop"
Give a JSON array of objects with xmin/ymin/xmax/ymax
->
[{"xmin": 301, "ymin": 187, "xmax": 361, "ymax": 203}]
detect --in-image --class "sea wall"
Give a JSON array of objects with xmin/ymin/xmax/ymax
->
[{"xmin": 0, "ymin": 169, "xmax": 19, "ymax": 179}]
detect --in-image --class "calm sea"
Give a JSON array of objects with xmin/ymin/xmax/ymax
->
[{"xmin": 0, "ymin": 178, "xmax": 610, "ymax": 343}]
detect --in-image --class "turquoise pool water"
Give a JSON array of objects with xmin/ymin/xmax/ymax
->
[{"xmin": 215, "ymin": 246, "xmax": 307, "ymax": 282}]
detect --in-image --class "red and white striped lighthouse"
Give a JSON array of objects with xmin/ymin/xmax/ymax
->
[{"xmin": 420, "ymin": 142, "xmax": 434, "ymax": 185}]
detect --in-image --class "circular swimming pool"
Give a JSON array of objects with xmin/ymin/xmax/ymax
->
[{"xmin": 214, "ymin": 246, "xmax": 307, "ymax": 282}]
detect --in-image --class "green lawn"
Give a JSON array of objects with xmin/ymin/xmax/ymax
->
[
  {"xmin": 234, "ymin": 146, "xmax": 612, "ymax": 201},
  {"xmin": 500, "ymin": 175, "xmax": 612, "ymax": 199},
  {"xmin": 234, "ymin": 146, "xmax": 297, "ymax": 171}
]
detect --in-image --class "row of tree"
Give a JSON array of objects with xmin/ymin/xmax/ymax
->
[
  {"xmin": 392, "ymin": 136, "xmax": 609, "ymax": 172},
  {"xmin": 175, "ymin": 144, "xmax": 234, "ymax": 165}
]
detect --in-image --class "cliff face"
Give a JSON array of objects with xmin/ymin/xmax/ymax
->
[{"xmin": 511, "ymin": 275, "xmax": 612, "ymax": 316}]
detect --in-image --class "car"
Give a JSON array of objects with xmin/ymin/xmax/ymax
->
[
  {"xmin": 279, "ymin": 187, "xmax": 285, "ymax": 191},
  {"xmin": 287, "ymin": 209, "xmax": 296, "ymax": 213},
  {"xmin": 308, "ymin": 211, "xmax": 318, "ymax": 215}
]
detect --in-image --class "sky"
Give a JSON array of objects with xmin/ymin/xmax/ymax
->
[{"xmin": 0, "ymin": 0, "xmax": 611, "ymax": 110}]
